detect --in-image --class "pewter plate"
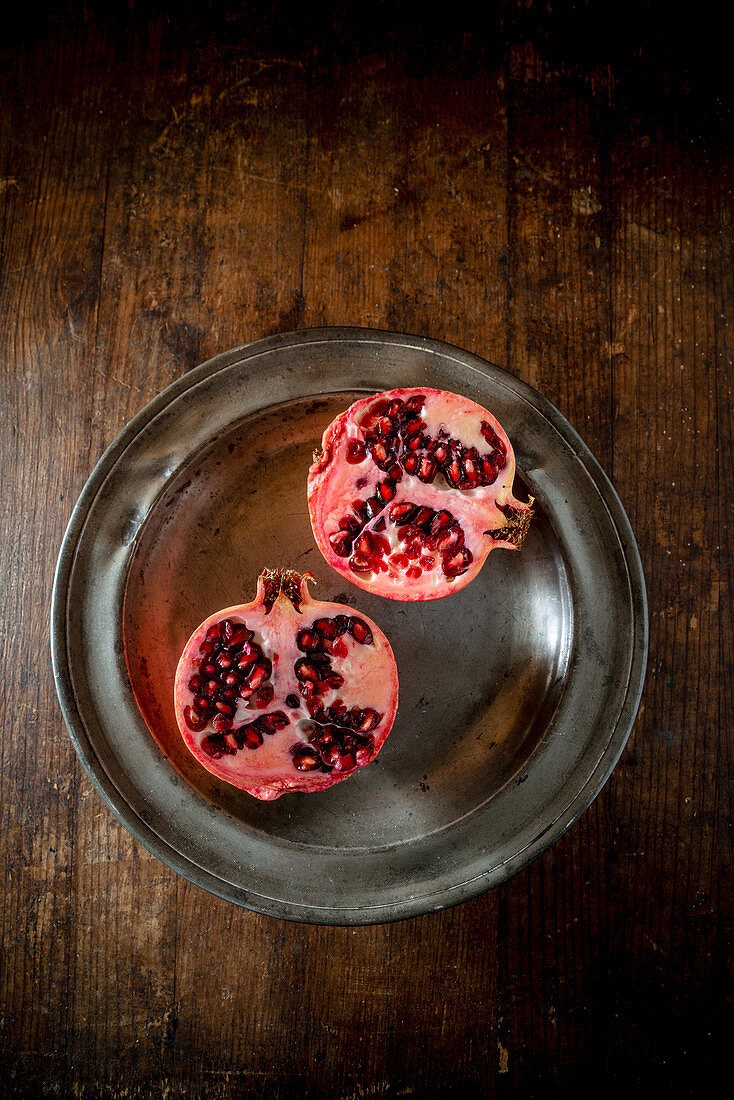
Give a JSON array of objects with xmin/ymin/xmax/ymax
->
[{"xmin": 51, "ymin": 328, "xmax": 647, "ymax": 924}]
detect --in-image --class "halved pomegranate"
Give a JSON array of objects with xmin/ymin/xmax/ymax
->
[
  {"xmin": 173, "ymin": 568, "xmax": 398, "ymax": 800},
  {"xmin": 307, "ymin": 388, "xmax": 533, "ymax": 600}
]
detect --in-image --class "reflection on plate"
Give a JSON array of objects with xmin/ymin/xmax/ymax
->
[{"xmin": 51, "ymin": 329, "xmax": 647, "ymax": 924}]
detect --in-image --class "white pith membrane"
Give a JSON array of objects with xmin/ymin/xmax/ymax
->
[
  {"xmin": 173, "ymin": 569, "xmax": 399, "ymax": 800},
  {"xmin": 308, "ymin": 388, "xmax": 533, "ymax": 601}
]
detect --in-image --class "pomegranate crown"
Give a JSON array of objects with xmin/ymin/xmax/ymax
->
[{"xmin": 258, "ymin": 568, "xmax": 315, "ymax": 613}]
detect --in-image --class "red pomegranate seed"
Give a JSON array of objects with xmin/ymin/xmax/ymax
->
[
  {"xmin": 244, "ymin": 726, "xmax": 263, "ymax": 749},
  {"xmin": 412, "ymin": 506, "xmax": 433, "ymax": 528},
  {"xmin": 406, "ymin": 565, "xmax": 422, "ymax": 579},
  {"xmin": 246, "ymin": 664, "xmax": 269, "ymax": 690},
  {"xmin": 187, "ymin": 675, "xmax": 202, "ymax": 693},
  {"xmin": 389, "ymin": 552, "xmax": 409, "ymax": 568},
  {"xmin": 349, "ymin": 618, "xmax": 373, "ymax": 644},
  {"xmin": 228, "ymin": 624, "xmax": 252, "ymax": 648},
  {"xmin": 296, "ymin": 660, "xmax": 321, "ymax": 684},
  {"xmin": 297, "ymin": 628, "xmax": 321, "ymax": 651},
  {"xmin": 253, "ymin": 683, "xmax": 275, "ymax": 708},
  {"xmin": 329, "ymin": 530, "xmax": 353, "ymax": 557},
  {"xmin": 184, "ymin": 705, "xmax": 207, "ymax": 732},
  {"xmin": 346, "ymin": 439, "xmax": 367, "ymax": 463},
  {"xmin": 212, "ymin": 712, "xmax": 233, "ymax": 733},
  {"xmin": 292, "ymin": 748, "xmax": 321, "ymax": 772},
  {"xmin": 193, "ymin": 695, "xmax": 212, "ymax": 714},
  {"xmin": 442, "ymin": 546, "xmax": 474, "ymax": 577},
  {"xmin": 286, "ymin": 693, "xmax": 301, "ymax": 709},
  {"xmin": 417, "ymin": 455, "xmax": 437, "ymax": 482},
  {"xmin": 420, "ymin": 555, "xmax": 435, "ymax": 568},
  {"xmin": 349, "ymin": 554, "xmax": 373, "ymax": 573},
  {"xmin": 389, "ymin": 501, "xmax": 417, "ymax": 524}
]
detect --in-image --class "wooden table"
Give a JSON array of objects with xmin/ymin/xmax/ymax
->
[{"xmin": 2, "ymin": 4, "xmax": 730, "ymax": 1095}]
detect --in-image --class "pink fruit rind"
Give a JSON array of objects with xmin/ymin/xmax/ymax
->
[
  {"xmin": 173, "ymin": 568, "xmax": 399, "ymax": 800},
  {"xmin": 307, "ymin": 388, "xmax": 533, "ymax": 601}
]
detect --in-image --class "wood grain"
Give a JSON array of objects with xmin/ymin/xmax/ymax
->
[{"xmin": 1, "ymin": 4, "xmax": 730, "ymax": 1096}]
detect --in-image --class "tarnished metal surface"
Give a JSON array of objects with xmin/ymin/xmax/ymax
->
[{"xmin": 51, "ymin": 328, "xmax": 648, "ymax": 924}]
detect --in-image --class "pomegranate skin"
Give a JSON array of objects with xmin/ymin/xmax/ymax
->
[
  {"xmin": 307, "ymin": 388, "xmax": 533, "ymax": 601},
  {"xmin": 173, "ymin": 569, "xmax": 399, "ymax": 800}
]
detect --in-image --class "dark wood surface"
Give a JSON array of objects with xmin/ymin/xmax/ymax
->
[{"xmin": 1, "ymin": 3, "xmax": 731, "ymax": 1096}]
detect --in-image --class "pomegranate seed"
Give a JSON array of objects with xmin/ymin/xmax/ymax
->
[
  {"xmin": 286, "ymin": 693, "xmax": 301, "ymax": 709},
  {"xmin": 292, "ymin": 748, "xmax": 321, "ymax": 772},
  {"xmin": 404, "ymin": 543, "xmax": 421, "ymax": 560},
  {"xmin": 442, "ymin": 546, "xmax": 474, "ymax": 577},
  {"xmin": 212, "ymin": 712, "xmax": 233, "ymax": 733},
  {"xmin": 434, "ymin": 525, "xmax": 464, "ymax": 551},
  {"xmin": 187, "ymin": 675, "xmax": 202, "ymax": 693},
  {"xmin": 201, "ymin": 734, "xmax": 227, "ymax": 758},
  {"xmin": 223, "ymin": 671, "xmax": 242, "ymax": 687},
  {"xmin": 215, "ymin": 700, "xmax": 234, "ymax": 715},
  {"xmin": 349, "ymin": 554, "xmax": 373, "ymax": 573},
  {"xmin": 373, "ymin": 516, "xmax": 387, "ymax": 531},
  {"xmin": 259, "ymin": 711, "xmax": 289, "ymax": 733},
  {"xmin": 420, "ymin": 555, "xmax": 436, "ymax": 568},
  {"xmin": 375, "ymin": 416, "xmax": 395, "ymax": 437},
  {"xmin": 406, "ymin": 565, "xmax": 422, "ymax": 579},
  {"xmin": 246, "ymin": 664, "xmax": 269, "ymax": 690},
  {"xmin": 329, "ymin": 530, "xmax": 353, "ymax": 557},
  {"xmin": 334, "ymin": 615, "xmax": 350, "ymax": 633},
  {"xmin": 244, "ymin": 726, "xmax": 263, "ymax": 749},
  {"xmin": 297, "ymin": 628, "xmax": 321, "ymax": 651},
  {"xmin": 377, "ymin": 480, "xmax": 395, "ymax": 502},
  {"xmin": 323, "ymin": 637, "xmax": 348, "ymax": 659},
  {"xmin": 205, "ymin": 679, "xmax": 219, "ymax": 696},
  {"xmin": 431, "ymin": 510, "xmax": 454, "ymax": 533},
  {"xmin": 349, "ymin": 618, "xmax": 373, "ymax": 645},
  {"xmin": 389, "ymin": 501, "xmax": 417, "ymax": 524},
  {"xmin": 404, "ymin": 394, "xmax": 426, "ymax": 411},
  {"xmin": 386, "ymin": 399, "xmax": 404, "ymax": 417},
  {"xmin": 206, "ymin": 624, "xmax": 220, "ymax": 640},
  {"xmin": 346, "ymin": 438, "xmax": 367, "ymax": 463},
  {"xmin": 388, "ymin": 463, "xmax": 403, "ymax": 482},
  {"xmin": 355, "ymin": 709, "xmax": 380, "ymax": 732},
  {"xmin": 184, "ymin": 705, "xmax": 207, "ymax": 732},
  {"xmin": 432, "ymin": 442, "xmax": 449, "ymax": 464},
  {"xmin": 389, "ymin": 552, "xmax": 409, "ymax": 568},
  {"xmin": 295, "ymin": 659, "xmax": 321, "ymax": 683},
  {"xmin": 403, "ymin": 417, "xmax": 424, "ymax": 437},
  {"xmin": 311, "ymin": 617, "xmax": 335, "ymax": 638},
  {"xmin": 412, "ymin": 506, "xmax": 433, "ymax": 528},
  {"xmin": 445, "ymin": 458, "xmax": 462, "ymax": 486},
  {"xmin": 193, "ymin": 695, "xmax": 212, "ymax": 714},
  {"xmin": 219, "ymin": 619, "xmax": 235, "ymax": 642},
  {"xmin": 216, "ymin": 652, "xmax": 232, "ymax": 669},
  {"xmin": 417, "ymin": 455, "xmax": 437, "ymax": 483},
  {"xmin": 253, "ymin": 683, "xmax": 275, "ymax": 708},
  {"xmin": 355, "ymin": 743, "xmax": 375, "ymax": 765},
  {"xmin": 401, "ymin": 453, "xmax": 420, "ymax": 474},
  {"xmin": 228, "ymin": 624, "xmax": 252, "ymax": 648},
  {"xmin": 326, "ymin": 672, "xmax": 345, "ymax": 690}
]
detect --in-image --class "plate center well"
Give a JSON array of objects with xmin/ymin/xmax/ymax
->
[{"xmin": 123, "ymin": 394, "xmax": 573, "ymax": 849}]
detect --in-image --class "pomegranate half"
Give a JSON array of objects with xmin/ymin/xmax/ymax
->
[
  {"xmin": 308, "ymin": 388, "xmax": 533, "ymax": 600},
  {"xmin": 174, "ymin": 568, "xmax": 399, "ymax": 800}
]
